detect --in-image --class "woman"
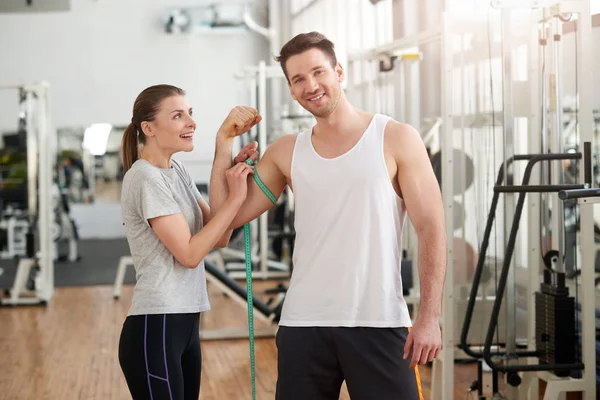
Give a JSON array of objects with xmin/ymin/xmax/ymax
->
[{"xmin": 118, "ymin": 84, "xmax": 259, "ymax": 399}]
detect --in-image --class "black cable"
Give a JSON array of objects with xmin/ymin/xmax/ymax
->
[
  {"xmin": 538, "ymin": 8, "xmax": 550, "ymax": 268},
  {"xmin": 573, "ymin": 16, "xmax": 581, "ymax": 372},
  {"xmin": 463, "ymin": 32, "xmax": 486, "ymax": 343},
  {"xmin": 551, "ymin": 11, "xmax": 582, "ymax": 377}
]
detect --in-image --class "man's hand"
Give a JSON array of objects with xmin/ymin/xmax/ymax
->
[
  {"xmin": 403, "ymin": 314, "xmax": 442, "ymax": 369},
  {"xmin": 233, "ymin": 141, "xmax": 259, "ymax": 165},
  {"xmin": 218, "ymin": 106, "xmax": 262, "ymax": 140}
]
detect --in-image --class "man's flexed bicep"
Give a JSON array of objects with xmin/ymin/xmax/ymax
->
[
  {"xmin": 229, "ymin": 146, "xmax": 288, "ymax": 229},
  {"xmin": 210, "ymin": 104, "xmax": 295, "ymax": 230},
  {"xmin": 209, "ymin": 105, "xmax": 261, "ymax": 223}
]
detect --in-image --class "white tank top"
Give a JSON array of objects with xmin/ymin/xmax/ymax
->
[{"xmin": 280, "ymin": 114, "xmax": 412, "ymax": 328}]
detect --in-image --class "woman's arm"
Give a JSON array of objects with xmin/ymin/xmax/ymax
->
[
  {"xmin": 149, "ymin": 197, "xmax": 243, "ymax": 268},
  {"xmin": 197, "ymin": 197, "xmax": 231, "ymax": 248},
  {"xmin": 145, "ymin": 162, "xmax": 253, "ymax": 268}
]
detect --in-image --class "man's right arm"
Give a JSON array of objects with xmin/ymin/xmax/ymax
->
[
  {"xmin": 209, "ymin": 106, "xmax": 261, "ymax": 228},
  {"xmin": 209, "ymin": 106, "xmax": 288, "ymax": 229},
  {"xmin": 229, "ymin": 144, "xmax": 288, "ymax": 228},
  {"xmin": 210, "ymin": 136, "xmax": 288, "ymax": 229}
]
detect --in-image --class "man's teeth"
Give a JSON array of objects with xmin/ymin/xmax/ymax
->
[{"xmin": 309, "ymin": 94, "xmax": 324, "ymax": 101}]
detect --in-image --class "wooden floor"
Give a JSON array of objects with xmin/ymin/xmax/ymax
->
[{"xmin": 0, "ymin": 281, "xmax": 493, "ymax": 400}]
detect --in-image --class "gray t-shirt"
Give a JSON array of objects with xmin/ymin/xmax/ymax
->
[{"xmin": 121, "ymin": 158, "xmax": 210, "ymax": 316}]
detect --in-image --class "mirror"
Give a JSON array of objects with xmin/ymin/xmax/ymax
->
[{"xmin": 56, "ymin": 125, "xmax": 125, "ymax": 204}]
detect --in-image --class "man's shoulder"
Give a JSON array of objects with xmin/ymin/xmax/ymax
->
[
  {"xmin": 262, "ymin": 133, "xmax": 298, "ymax": 175},
  {"xmin": 383, "ymin": 119, "xmax": 421, "ymax": 143},
  {"xmin": 268, "ymin": 133, "xmax": 299, "ymax": 154},
  {"xmin": 382, "ymin": 119, "xmax": 425, "ymax": 163},
  {"xmin": 273, "ymin": 132, "xmax": 299, "ymax": 143}
]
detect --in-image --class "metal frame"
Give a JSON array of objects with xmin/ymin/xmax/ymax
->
[
  {"xmin": 525, "ymin": 7, "xmax": 543, "ymax": 399},
  {"xmin": 570, "ymin": 3, "xmax": 596, "ymax": 392},
  {"xmin": 0, "ymin": 82, "xmax": 55, "ymax": 306},
  {"xmin": 535, "ymin": 1, "xmax": 595, "ymax": 398},
  {"xmin": 518, "ymin": 2, "xmax": 596, "ymax": 399},
  {"xmin": 451, "ymin": 1, "xmax": 596, "ymax": 399},
  {"xmin": 201, "ymin": 251, "xmax": 279, "ymax": 340},
  {"xmin": 501, "ymin": 10, "xmax": 520, "ymax": 399},
  {"xmin": 438, "ymin": 12, "xmax": 455, "ymax": 400}
]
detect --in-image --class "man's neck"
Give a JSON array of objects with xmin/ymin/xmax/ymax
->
[{"xmin": 313, "ymin": 99, "xmax": 363, "ymax": 138}]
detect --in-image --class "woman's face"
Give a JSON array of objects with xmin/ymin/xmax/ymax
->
[{"xmin": 145, "ymin": 95, "xmax": 196, "ymax": 153}]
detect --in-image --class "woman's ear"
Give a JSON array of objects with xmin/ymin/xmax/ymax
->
[{"xmin": 140, "ymin": 121, "xmax": 154, "ymax": 137}]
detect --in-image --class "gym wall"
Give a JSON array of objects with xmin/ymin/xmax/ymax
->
[{"xmin": 0, "ymin": 0, "xmax": 270, "ymax": 184}]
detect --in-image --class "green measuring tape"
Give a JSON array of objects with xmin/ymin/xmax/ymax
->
[{"xmin": 243, "ymin": 157, "xmax": 277, "ymax": 400}]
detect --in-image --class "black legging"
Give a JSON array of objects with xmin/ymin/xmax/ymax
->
[{"xmin": 119, "ymin": 313, "xmax": 201, "ymax": 400}]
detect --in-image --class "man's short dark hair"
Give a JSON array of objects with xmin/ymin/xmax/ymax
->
[{"xmin": 274, "ymin": 31, "xmax": 337, "ymax": 82}]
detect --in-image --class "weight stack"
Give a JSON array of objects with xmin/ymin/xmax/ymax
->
[{"xmin": 535, "ymin": 273, "xmax": 577, "ymax": 377}]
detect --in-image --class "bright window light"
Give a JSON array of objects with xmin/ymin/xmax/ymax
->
[{"xmin": 83, "ymin": 123, "xmax": 112, "ymax": 156}]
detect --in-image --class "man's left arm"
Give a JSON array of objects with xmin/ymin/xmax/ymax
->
[{"xmin": 387, "ymin": 121, "xmax": 447, "ymax": 369}]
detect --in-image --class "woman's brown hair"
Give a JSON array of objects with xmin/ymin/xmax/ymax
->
[{"xmin": 121, "ymin": 84, "xmax": 185, "ymax": 174}]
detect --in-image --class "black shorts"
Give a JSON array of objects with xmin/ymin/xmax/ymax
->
[
  {"xmin": 118, "ymin": 313, "xmax": 201, "ymax": 400},
  {"xmin": 275, "ymin": 326, "xmax": 423, "ymax": 400}
]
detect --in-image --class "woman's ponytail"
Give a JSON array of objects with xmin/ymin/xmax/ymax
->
[{"xmin": 121, "ymin": 122, "xmax": 139, "ymax": 175}]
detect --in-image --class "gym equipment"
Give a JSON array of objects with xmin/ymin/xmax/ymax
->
[
  {"xmin": 426, "ymin": 1, "xmax": 597, "ymax": 399},
  {"xmin": 0, "ymin": 207, "xmax": 29, "ymax": 259},
  {"xmin": 202, "ymin": 256, "xmax": 283, "ymax": 337},
  {"xmin": 50, "ymin": 183, "xmax": 79, "ymax": 262},
  {"xmin": 459, "ymin": 152, "xmax": 586, "ymax": 395},
  {"xmin": 0, "ymin": 82, "xmax": 55, "ymax": 306},
  {"xmin": 453, "ymin": 2, "xmax": 597, "ymax": 398},
  {"xmin": 0, "ymin": 183, "xmax": 79, "ymax": 263},
  {"xmin": 431, "ymin": 149, "xmax": 475, "ymax": 196}
]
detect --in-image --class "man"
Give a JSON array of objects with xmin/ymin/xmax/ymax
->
[{"xmin": 210, "ymin": 31, "xmax": 446, "ymax": 400}]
